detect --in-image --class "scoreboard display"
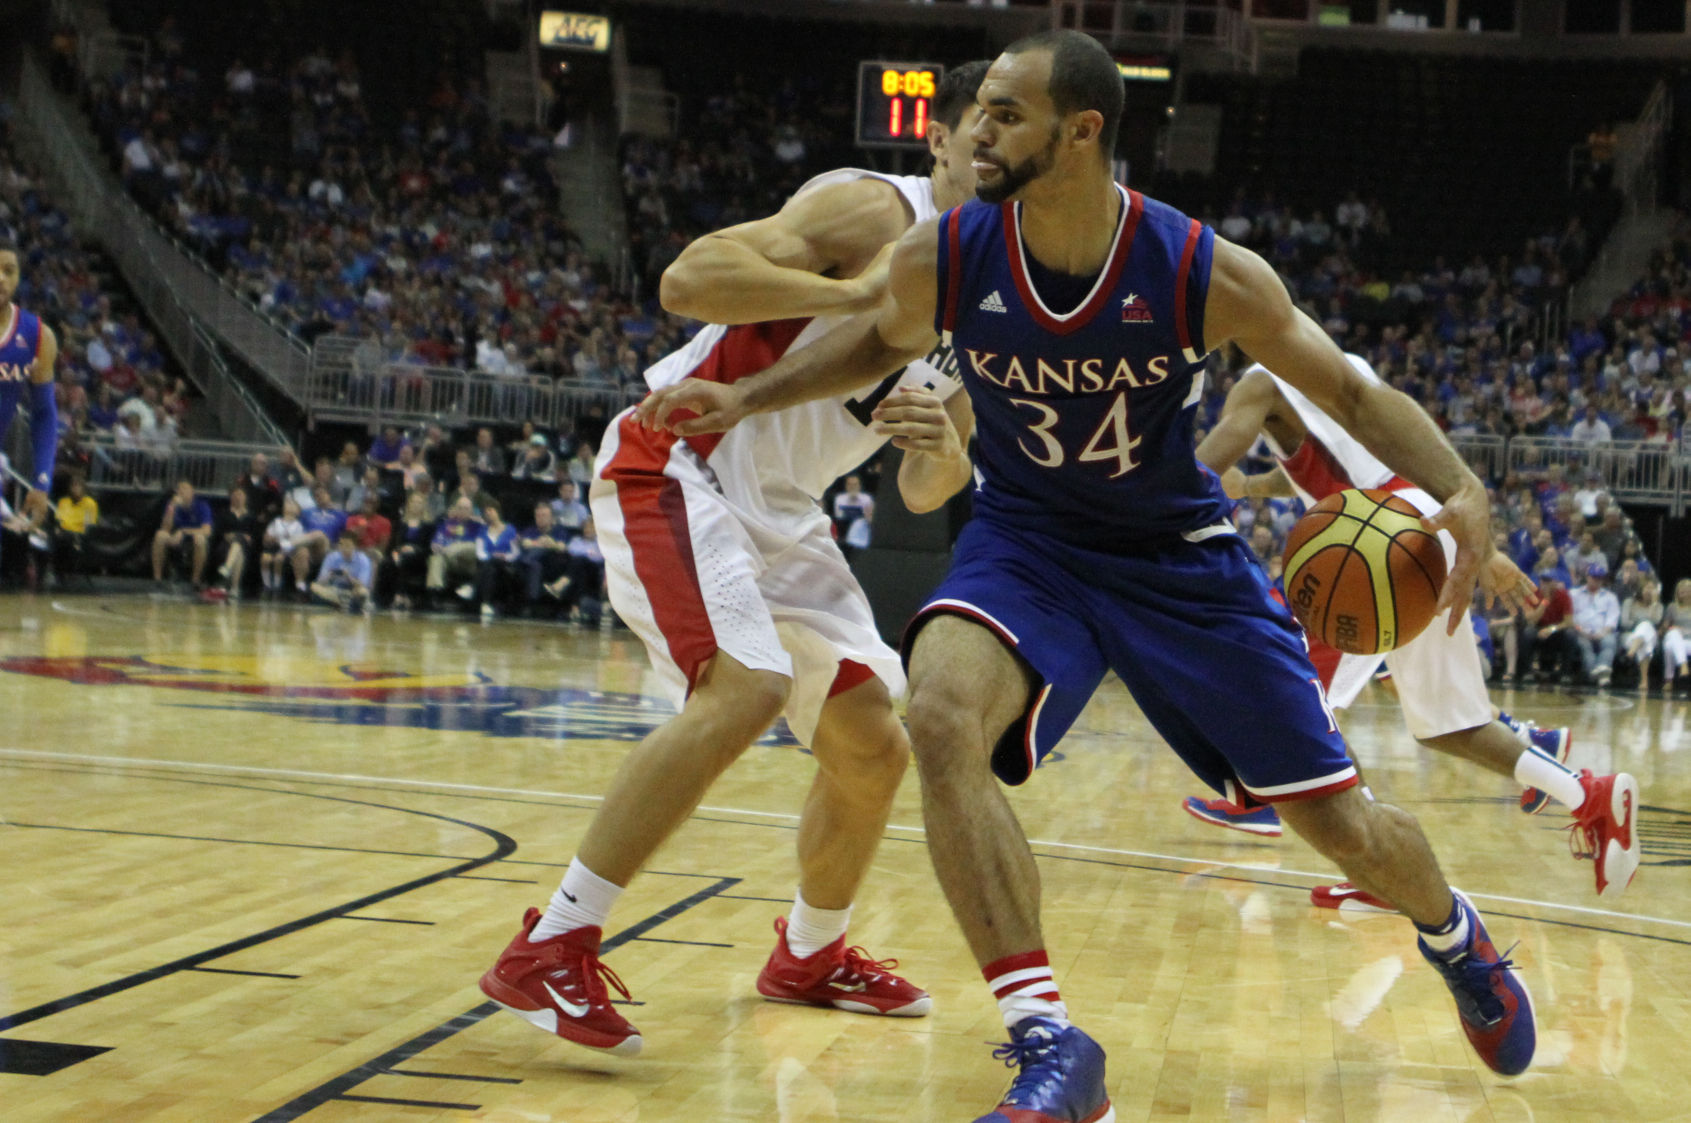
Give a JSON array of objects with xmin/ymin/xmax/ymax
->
[{"xmin": 856, "ymin": 61, "xmax": 945, "ymax": 149}]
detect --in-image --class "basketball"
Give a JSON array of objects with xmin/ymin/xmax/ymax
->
[{"xmin": 1281, "ymin": 488, "xmax": 1447, "ymax": 655}]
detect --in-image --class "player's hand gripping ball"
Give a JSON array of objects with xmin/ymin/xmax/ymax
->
[{"xmin": 1281, "ymin": 488, "xmax": 1447, "ymax": 655}]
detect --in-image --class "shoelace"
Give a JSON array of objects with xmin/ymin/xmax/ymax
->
[
  {"xmin": 1433, "ymin": 943, "xmax": 1520, "ymax": 1026},
  {"xmin": 989, "ymin": 1030, "xmax": 1063, "ymax": 1107},
  {"xmin": 537, "ymin": 942, "xmax": 633, "ymax": 1006},
  {"xmin": 1565, "ymin": 779, "xmax": 1606, "ymax": 861},
  {"xmin": 835, "ymin": 945, "xmax": 899, "ymax": 984}
]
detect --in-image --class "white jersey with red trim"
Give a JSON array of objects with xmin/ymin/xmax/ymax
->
[
  {"xmin": 641, "ymin": 168, "xmax": 963, "ymax": 525},
  {"xmin": 1257, "ymin": 354, "xmax": 1406, "ymax": 506}
]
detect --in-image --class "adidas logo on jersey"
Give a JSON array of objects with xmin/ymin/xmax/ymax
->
[
  {"xmin": 1121, "ymin": 293, "xmax": 1154, "ymax": 324},
  {"xmin": 978, "ymin": 290, "xmax": 1008, "ymax": 313}
]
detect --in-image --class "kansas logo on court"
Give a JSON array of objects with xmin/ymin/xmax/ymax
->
[{"xmin": 0, "ymin": 655, "xmax": 802, "ymax": 746}]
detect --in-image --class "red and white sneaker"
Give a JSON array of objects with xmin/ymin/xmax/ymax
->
[
  {"xmin": 756, "ymin": 918, "xmax": 932, "ymax": 1017},
  {"xmin": 478, "ymin": 909, "xmax": 642, "ymax": 1055},
  {"xmin": 1570, "ymin": 771, "xmax": 1641, "ymax": 899},
  {"xmin": 1310, "ymin": 882, "xmax": 1398, "ymax": 915}
]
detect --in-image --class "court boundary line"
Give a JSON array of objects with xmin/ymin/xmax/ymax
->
[
  {"xmin": 0, "ymin": 770, "xmax": 517, "ymax": 1032},
  {"xmin": 251, "ymin": 875, "xmax": 742, "ymax": 1122},
  {"xmin": 5, "ymin": 747, "xmax": 1686, "ymax": 934}
]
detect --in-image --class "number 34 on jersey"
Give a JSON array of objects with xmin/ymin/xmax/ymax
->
[{"xmin": 964, "ymin": 346, "xmax": 1180, "ymax": 479}]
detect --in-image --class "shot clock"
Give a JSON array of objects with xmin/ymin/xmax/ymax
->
[{"xmin": 856, "ymin": 61, "xmax": 945, "ymax": 149}]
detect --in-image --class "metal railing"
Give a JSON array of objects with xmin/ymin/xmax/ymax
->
[
  {"xmin": 79, "ymin": 434, "xmax": 269, "ymax": 496},
  {"xmin": 306, "ymin": 339, "xmax": 641, "ymax": 431},
  {"xmin": 1503, "ymin": 434, "xmax": 1688, "ymax": 515},
  {"xmin": 1447, "ymin": 433, "xmax": 1509, "ymax": 486}
]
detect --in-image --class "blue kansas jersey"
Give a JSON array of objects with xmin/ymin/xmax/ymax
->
[
  {"xmin": 0, "ymin": 308, "xmax": 44, "ymax": 444},
  {"xmin": 935, "ymin": 187, "xmax": 1230, "ymax": 547}
]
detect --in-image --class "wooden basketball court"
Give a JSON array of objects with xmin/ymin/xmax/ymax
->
[{"xmin": 2, "ymin": 594, "xmax": 1687, "ymax": 1122}]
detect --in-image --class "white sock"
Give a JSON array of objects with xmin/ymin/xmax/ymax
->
[
  {"xmin": 1001, "ymin": 994, "xmax": 1071, "ymax": 1029},
  {"xmin": 785, "ymin": 890, "xmax": 851, "ymax": 959},
  {"xmin": 1516, "ymin": 747, "xmax": 1585, "ymax": 810},
  {"xmin": 1417, "ymin": 894, "xmax": 1473, "ymax": 957},
  {"xmin": 531, "ymin": 858, "xmax": 623, "ymax": 941}
]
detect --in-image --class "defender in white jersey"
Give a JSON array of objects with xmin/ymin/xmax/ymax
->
[
  {"xmin": 1182, "ymin": 354, "xmax": 1641, "ymax": 902},
  {"xmin": 479, "ymin": 63, "xmax": 990, "ymax": 1058}
]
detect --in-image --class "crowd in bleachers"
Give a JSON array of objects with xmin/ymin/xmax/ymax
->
[
  {"xmin": 1192, "ymin": 191, "xmax": 1688, "ymax": 455},
  {"xmin": 83, "ymin": 37, "xmax": 676, "ymax": 393},
  {"xmin": 1483, "ymin": 466, "xmax": 1689, "ymax": 694},
  {"xmin": 153, "ymin": 422, "xmax": 608, "ymax": 625}
]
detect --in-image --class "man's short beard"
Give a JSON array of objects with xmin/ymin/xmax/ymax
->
[{"xmin": 974, "ymin": 131, "xmax": 1060, "ymax": 204}]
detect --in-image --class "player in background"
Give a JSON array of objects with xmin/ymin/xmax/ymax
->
[
  {"xmin": 0, "ymin": 240, "xmax": 61, "ymax": 539},
  {"xmin": 639, "ymin": 31, "xmax": 1544, "ymax": 1116},
  {"xmin": 478, "ymin": 62, "xmax": 990, "ymax": 1057},
  {"xmin": 1180, "ymin": 358, "xmax": 1641, "ymax": 904}
]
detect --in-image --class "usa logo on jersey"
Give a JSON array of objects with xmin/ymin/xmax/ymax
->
[{"xmin": 1121, "ymin": 293, "xmax": 1154, "ymax": 324}]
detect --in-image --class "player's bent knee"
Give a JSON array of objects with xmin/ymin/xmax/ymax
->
[
  {"xmin": 905, "ymin": 685, "xmax": 993, "ymax": 775},
  {"xmin": 815, "ymin": 713, "xmax": 909, "ymax": 788},
  {"xmin": 689, "ymin": 662, "xmax": 789, "ymax": 741}
]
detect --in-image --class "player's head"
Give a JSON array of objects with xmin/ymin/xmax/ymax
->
[
  {"xmin": 927, "ymin": 60, "xmax": 991, "ymax": 208},
  {"xmin": 972, "ymin": 30, "xmax": 1123, "ymax": 203},
  {"xmin": 0, "ymin": 237, "xmax": 18, "ymax": 305}
]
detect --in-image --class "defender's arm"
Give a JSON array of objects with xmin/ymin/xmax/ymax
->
[
  {"xmin": 637, "ymin": 217, "xmax": 943, "ymax": 436},
  {"xmin": 659, "ymin": 178, "xmax": 911, "ymax": 325}
]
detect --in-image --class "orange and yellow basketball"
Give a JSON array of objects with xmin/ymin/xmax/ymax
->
[{"xmin": 1281, "ymin": 488, "xmax": 1446, "ymax": 655}]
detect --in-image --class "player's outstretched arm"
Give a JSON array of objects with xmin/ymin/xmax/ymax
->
[
  {"xmin": 637, "ymin": 218, "xmax": 943, "ymax": 437},
  {"xmin": 659, "ymin": 178, "xmax": 910, "ymax": 326},
  {"xmin": 1195, "ymin": 368, "xmax": 1278, "ymax": 476},
  {"xmin": 879, "ymin": 388, "xmax": 974, "ymax": 514},
  {"xmin": 1205, "ymin": 237, "xmax": 1498, "ymax": 633}
]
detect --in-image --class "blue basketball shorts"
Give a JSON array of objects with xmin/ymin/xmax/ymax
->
[{"xmin": 903, "ymin": 516, "xmax": 1358, "ymax": 806}]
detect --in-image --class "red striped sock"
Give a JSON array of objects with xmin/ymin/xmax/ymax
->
[{"xmin": 983, "ymin": 950, "xmax": 1070, "ymax": 1029}]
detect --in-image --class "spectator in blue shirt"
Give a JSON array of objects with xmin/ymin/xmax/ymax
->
[
  {"xmin": 549, "ymin": 479, "xmax": 588, "ymax": 537},
  {"xmin": 292, "ymin": 485, "xmax": 348, "ymax": 592},
  {"xmin": 152, "ymin": 478, "xmax": 214, "ymax": 587},
  {"xmin": 368, "ymin": 426, "xmax": 408, "ymax": 469},
  {"xmin": 1571, "ymin": 562, "xmax": 1622, "ymax": 686},
  {"xmin": 473, "ymin": 499, "xmax": 521, "ymax": 618},
  {"xmin": 520, "ymin": 502, "xmax": 572, "ymax": 611},
  {"xmin": 311, "ymin": 532, "xmax": 374, "ymax": 613}
]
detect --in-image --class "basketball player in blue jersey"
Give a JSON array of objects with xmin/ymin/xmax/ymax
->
[
  {"xmin": 0, "ymin": 240, "xmax": 61, "ymax": 530},
  {"xmin": 641, "ymin": 31, "xmax": 1537, "ymax": 1118}
]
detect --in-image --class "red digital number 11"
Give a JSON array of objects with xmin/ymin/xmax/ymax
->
[{"xmin": 888, "ymin": 98, "xmax": 929, "ymax": 138}]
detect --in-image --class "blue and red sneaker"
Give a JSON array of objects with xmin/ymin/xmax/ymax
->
[
  {"xmin": 973, "ymin": 1018, "xmax": 1114, "ymax": 1123},
  {"xmin": 1181, "ymin": 796, "xmax": 1283, "ymax": 837},
  {"xmin": 1417, "ymin": 892, "xmax": 1536, "ymax": 1076}
]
